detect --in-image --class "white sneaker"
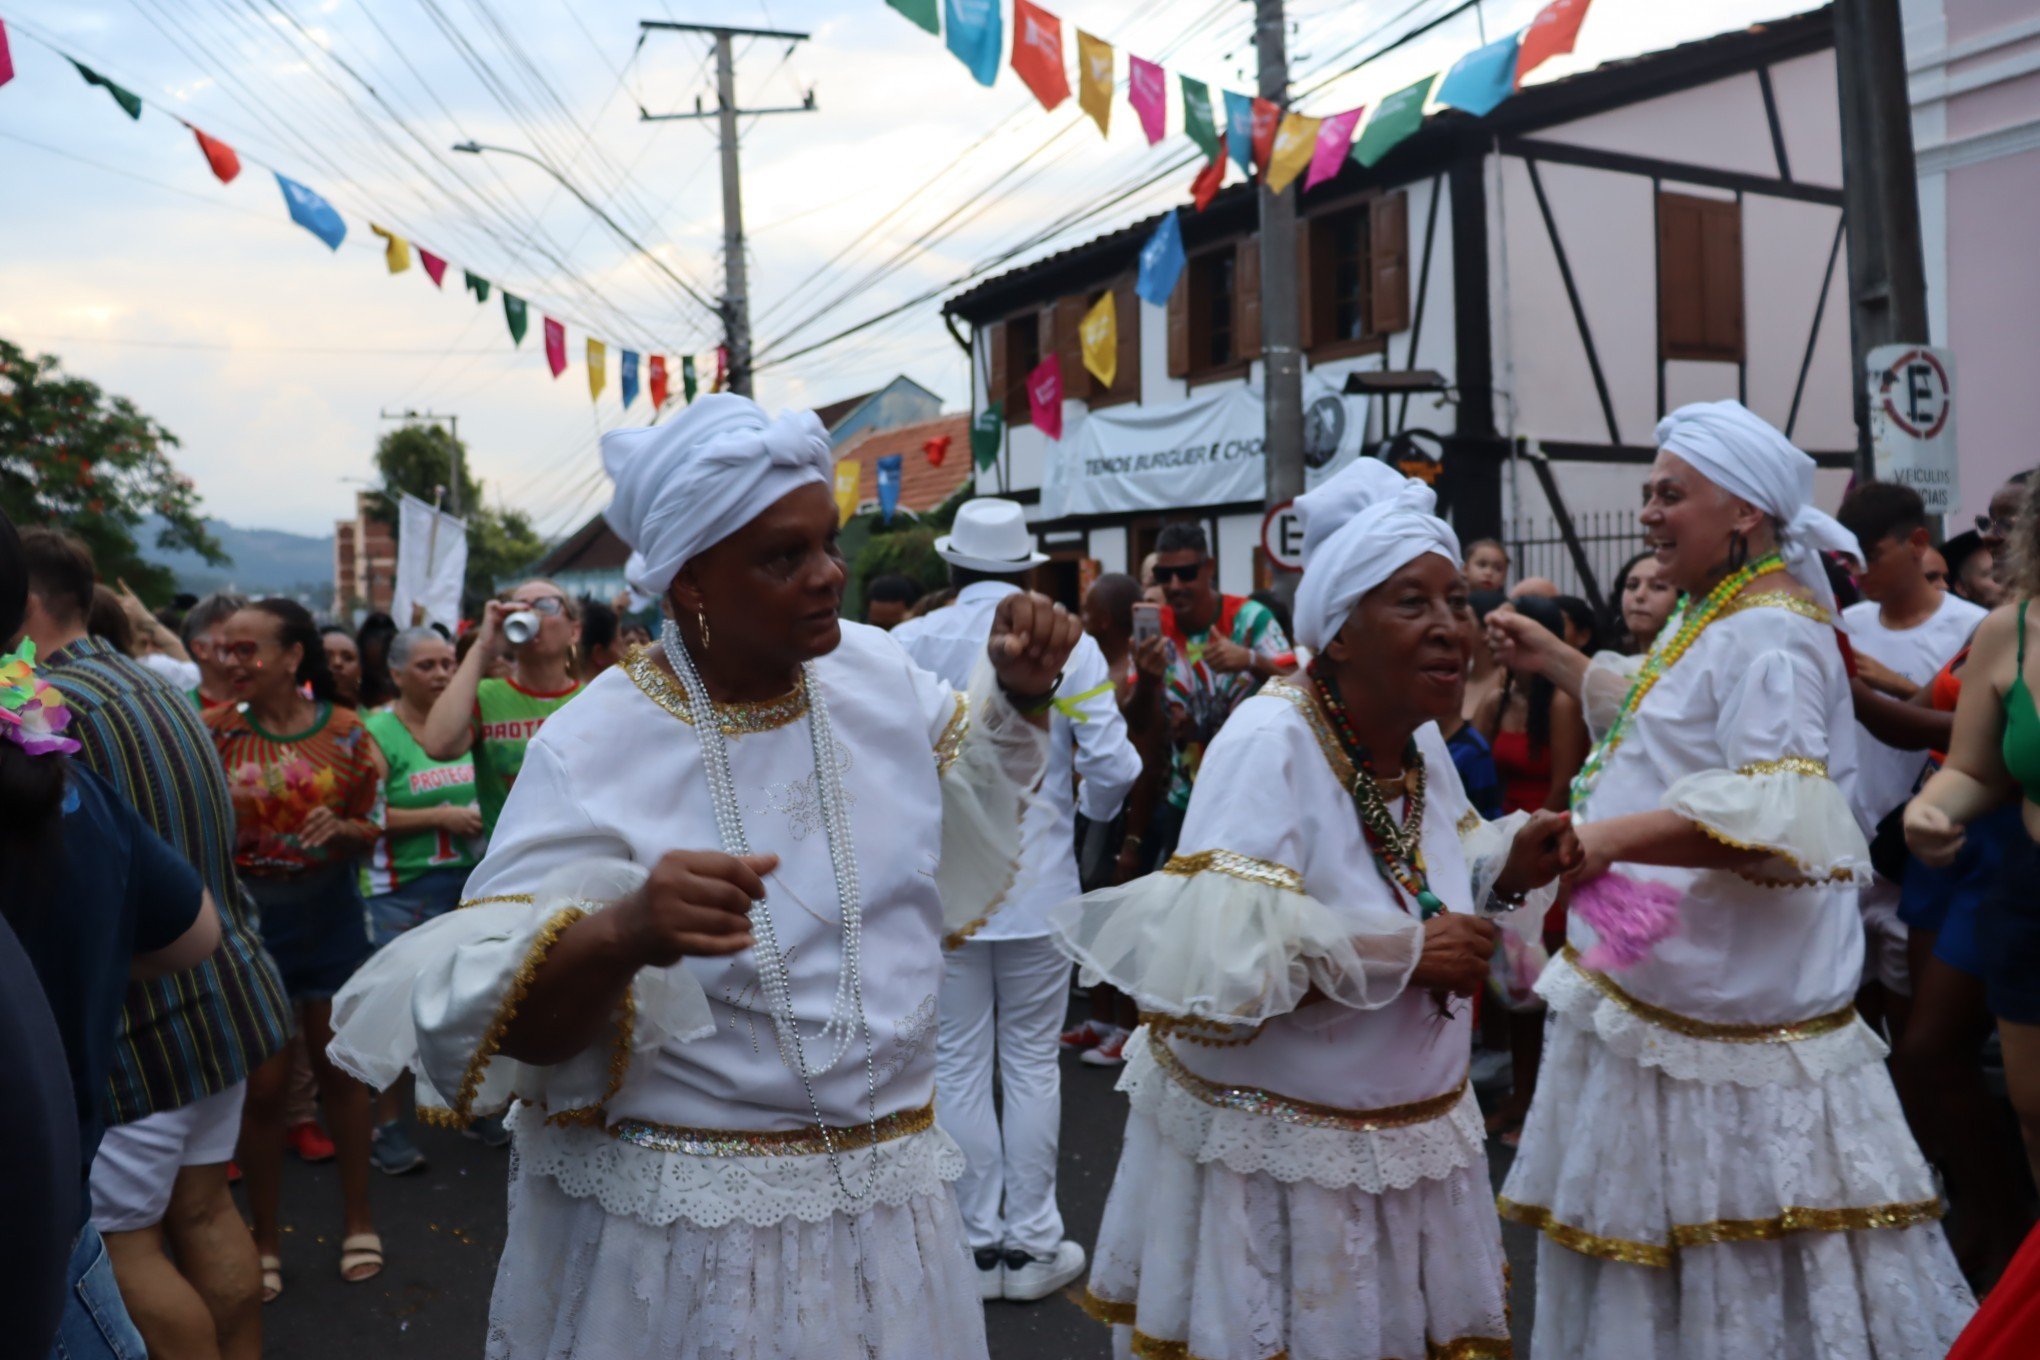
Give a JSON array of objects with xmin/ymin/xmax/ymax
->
[
  {"xmin": 1001, "ymin": 1240, "xmax": 1086, "ymax": 1302},
  {"xmin": 972, "ymin": 1247, "xmax": 1005, "ymax": 1301}
]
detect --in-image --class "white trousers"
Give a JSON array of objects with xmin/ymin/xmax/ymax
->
[{"xmin": 934, "ymin": 935, "xmax": 1069, "ymax": 1257}]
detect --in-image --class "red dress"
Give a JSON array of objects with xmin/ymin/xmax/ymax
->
[{"xmin": 1489, "ymin": 728, "xmax": 1552, "ymax": 815}]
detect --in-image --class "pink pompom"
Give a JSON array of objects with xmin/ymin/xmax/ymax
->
[{"xmin": 1572, "ymin": 872, "xmax": 1683, "ymax": 971}]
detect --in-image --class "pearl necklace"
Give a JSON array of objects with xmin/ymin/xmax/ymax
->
[
  {"xmin": 1568, "ymin": 554, "xmax": 1784, "ymax": 810},
  {"xmin": 659, "ymin": 621, "xmax": 882, "ymax": 1204}
]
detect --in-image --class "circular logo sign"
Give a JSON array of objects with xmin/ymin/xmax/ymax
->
[
  {"xmin": 1261, "ymin": 499, "xmax": 1304, "ymax": 573},
  {"xmin": 1302, "ymin": 395, "xmax": 1346, "ymax": 469},
  {"xmin": 1878, "ymin": 348, "xmax": 1951, "ymax": 441}
]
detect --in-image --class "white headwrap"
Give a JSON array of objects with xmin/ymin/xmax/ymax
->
[
  {"xmin": 1653, "ymin": 400, "xmax": 1860, "ymax": 615},
  {"xmin": 1292, "ymin": 460, "xmax": 1461, "ymax": 651},
  {"xmin": 601, "ymin": 393, "xmax": 834, "ymax": 597}
]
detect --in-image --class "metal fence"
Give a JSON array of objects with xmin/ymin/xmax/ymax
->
[{"xmin": 1505, "ymin": 510, "xmax": 1648, "ymax": 611}]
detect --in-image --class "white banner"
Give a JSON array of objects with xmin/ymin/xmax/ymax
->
[
  {"xmin": 390, "ymin": 493, "xmax": 469, "ymax": 631},
  {"xmin": 1040, "ymin": 372, "xmax": 1372, "ymax": 519}
]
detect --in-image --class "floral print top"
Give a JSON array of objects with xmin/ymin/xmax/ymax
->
[{"xmin": 206, "ymin": 701, "xmax": 384, "ymax": 877}]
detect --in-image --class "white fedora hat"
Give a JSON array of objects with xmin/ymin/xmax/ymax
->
[{"xmin": 934, "ymin": 498, "xmax": 1048, "ymax": 573}]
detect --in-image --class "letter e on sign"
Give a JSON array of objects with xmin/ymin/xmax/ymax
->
[
  {"xmin": 1868, "ymin": 344, "xmax": 1958, "ymax": 517},
  {"xmin": 1262, "ymin": 500, "xmax": 1305, "ymax": 573}
]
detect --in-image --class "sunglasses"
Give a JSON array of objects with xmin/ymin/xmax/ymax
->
[
  {"xmin": 1976, "ymin": 514, "xmax": 2015, "ymax": 540},
  {"xmin": 1151, "ymin": 563, "xmax": 1205, "ymax": 585},
  {"xmin": 219, "ymin": 641, "xmax": 264, "ymax": 663},
  {"xmin": 513, "ymin": 596, "xmax": 567, "ymax": 617}
]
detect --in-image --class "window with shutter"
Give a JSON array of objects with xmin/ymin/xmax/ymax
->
[
  {"xmin": 1183, "ymin": 247, "xmax": 1242, "ymax": 379},
  {"xmin": 987, "ymin": 323, "xmax": 1008, "ymax": 422},
  {"xmin": 1003, "ymin": 311, "xmax": 1042, "ymax": 426},
  {"xmin": 1658, "ymin": 190, "xmax": 1744, "ymax": 362},
  {"xmin": 1053, "ymin": 294, "xmax": 1091, "ymax": 404},
  {"xmin": 1299, "ymin": 194, "xmax": 1393, "ymax": 360},
  {"xmin": 1368, "ymin": 191, "xmax": 1409, "ymax": 336},
  {"xmin": 1077, "ymin": 277, "xmax": 1140, "ymax": 410}
]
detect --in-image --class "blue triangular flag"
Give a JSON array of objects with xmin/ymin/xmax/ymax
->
[
  {"xmin": 1223, "ymin": 91, "xmax": 1255, "ymax": 174},
  {"xmin": 877, "ymin": 454, "xmax": 904, "ymax": 525},
  {"xmin": 1136, "ymin": 210, "xmax": 1186, "ymax": 308},
  {"xmin": 944, "ymin": 0, "xmax": 1001, "ymax": 87},
  {"xmin": 620, "ymin": 350, "xmax": 640, "ymax": 408},
  {"xmin": 1434, "ymin": 32, "xmax": 1522, "ymax": 119},
  {"xmin": 275, "ymin": 173, "xmax": 346, "ymax": 251}
]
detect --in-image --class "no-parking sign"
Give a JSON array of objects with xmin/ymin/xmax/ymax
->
[{"xmin": 1868, "ymin": 344, "xmax": 1958, "ymax": 516}]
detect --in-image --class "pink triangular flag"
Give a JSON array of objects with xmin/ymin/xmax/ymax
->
[
  {"xmin": 1027, "ymin": 355, "xmax": 1063, "ymax": 440},
  {"xmin": 1305, "ymin": 106, "xmax": 1364, "ymax": 191},
  {"xmin": 0, "ymin": 20, "xmax": 14, "ymax": 89},
  {"xmin": 1128, "ymin": 56, "xmax": 1167, "ymax": 146},
  {"xmin": 543, "ymin": 317, "xmax": 567, "ymax": 377},
  {"xmin": 419, "ymin": 250, "xmax": 447, "ymax": 287}
]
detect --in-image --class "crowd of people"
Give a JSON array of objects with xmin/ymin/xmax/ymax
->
[{"xmin": 6, "ymin": 389, "xmax": 2038, "ymax": 1360}]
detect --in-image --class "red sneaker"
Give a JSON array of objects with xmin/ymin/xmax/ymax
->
[
  {"xmin": 285, "ymin": 1120, "xmax": 337, "ymax": 1163},
  {"xmin": 1080, "ymin": 1031, "xmax": 1128, "ymax": 1067},
  {"xmin": 1059, "ymin": 1020, "xmax": 1109, "ymax": 1051},
  {"xmin": 227, "ymin": 1160, "xmax": 242, "ymax": 1184}
]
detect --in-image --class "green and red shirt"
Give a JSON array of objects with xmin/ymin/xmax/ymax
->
[
  {"xmin": 205, "ymin": 701, "xmax": 384, "ymax": 877},
  {"xmin": 361, "ymin": 708, "xmax": 481, "ymax": 895},
  {"xmin": 472, "ymin": 676, "xmax": 582, "ymax": 833}
]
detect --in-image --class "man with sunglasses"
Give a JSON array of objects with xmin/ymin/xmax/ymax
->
[{"xmin": 1150, "ymin": 522, "xmax": 1294, "ymax": 862}]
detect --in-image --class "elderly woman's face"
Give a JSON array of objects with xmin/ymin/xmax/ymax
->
[
  {"xmin": 394, "ymin": 636, "xmax": 457, "ymax": 705},
  {"xmin": 1640, "ymin": 450, "xmax": 1750, "ymax": 595},
  {"xmin": 681, "ymin": 482, "xmax": 847, "ymax": 665},
  {"xmin": 1328, "ymin": 554, "xmax": 1471, "ymax": 727}
]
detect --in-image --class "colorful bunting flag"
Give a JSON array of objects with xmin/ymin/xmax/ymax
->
[
  {"xmin": 621, "ymin": 350, "xmax": 639, "ymax": 408},
  {"xmin": 276, "ymin": 174, "xmax": 346, "ymax": 251},
  {"xmin": 1026, "ymin": 355, "xmax": 1063, "ymax": 441},
  {"xmin": 944, "ymin": 0, "xmax": 1001, "ymax": 87},
  {"xmin": 464, "ymin": 271, "xmax": 491, "ymax": 303},
  {"xmin": 587, "ymin": 338, "xmax": 606, "ymax": 401},
  {"xmin": 188, "ymin": 125, "xmax": 240, "ymax": 184},
  {"xmin": 1518, "ymin": 0, "xmax": 1592, "ymax": 85},
  {"xmin": 371, "ymin": 225, "xmax": 412, "ymax": 275},
  {"xmin": 1266, "ymin": 111, "xmax": 1321, "ymax": 194},
  {"xmin": 544, "ymin": 318, "xmax": 566, "ymax": 377},
  {"xmin": 0, "ymin": 20, "xmax": 13, "ymax": 90},
  {"xmin": 1181, "ymin": 78, "xmax": 1220, "ymax": 163},
  {"xmin": 1128, "ymin": 57, "xmax": 1167, "ymax": 146},
  {"xmin": 1135, "ymin": 210, "xmax": 1185, "ymax": 307},
  {"xmin": 682, "ymin": 354, "xmax": 699, "ymax": 402},
  {"xmin": 1250, "ymin": 98, "xmax": 1280, "ymax": 174},
  {"xmin": 649, "ymin": 355, "xmax": 669, "ymax": 408},
  {"xmin": 877, "ymin": 453, "xmax": 904, "ymax": 523},
  {"xmin": 1011, "ymin": 0, "xmax": 1069, "ymax": 112},
  {"xmin": 1305, "ymin": 106, "xmax": 1363, "ymax": 191},
  {"xmin": 1352, "ymin": 75, "xmax": 1434, "ymax": 167},
  {"xmin": 1079, "ymin": 289, "xmax": 1117, "ymax": 389},
  {"xmin": 1077, "ymin": 31, "xmax": 1113, "ymax": 137},
  {"xmin": 886, "ymin": 0, "xmax": 940, "ymax": 35},
  {"xmin": 1223, "ymin": 91, "xmax": 1255, "ymax": 173},
  {"xmin": 503, "ymin": 292, "xmax": 527, "ymax": 345},
  {"xmin": 1190, "ymin": 151, "xmax": 1226, "ymax": 211},
  {"xmin": 924, "ymin": 434, "xmax": 952, "ymax": 467},
  {"xmin": 971, "ymin": 403, "xmax": 1003, "ymax": 471},
  {"xmin": 71, "ymin": 61, "xmax": 142, "ymax": 120},
  {"xmin": 419, "ymin": 249, "xmax": 448, "ymax": 287},
  {"xmin": 1437, "ymin": 32, "xmax": 1523, "ymax": 117},
  {"xmin": 834, "ymin": 460, "xmax": 861, "ymax": 526}
]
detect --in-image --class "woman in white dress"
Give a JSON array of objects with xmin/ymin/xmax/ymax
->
[
  {"xmin": 1052, "ymin": 462, "xmax": 1578, "ymax": 1360},
  {"xmin": 327, "ymin": 394, "xmax": 1080, "ymax": 1360},
  {"xmin": 1488, "ymin": 400, "xmax": 1975, "ymax": 1359}
]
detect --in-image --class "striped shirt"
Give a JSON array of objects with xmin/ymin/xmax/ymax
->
[{"xmin": 43, "ymin": 637, "xmax": 291, "ymax": 1124}]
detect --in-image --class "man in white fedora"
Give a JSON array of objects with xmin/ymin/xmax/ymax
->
[{"xmin": 892, "ymin": 498, "xmax": 1139, "ymax": 1303}]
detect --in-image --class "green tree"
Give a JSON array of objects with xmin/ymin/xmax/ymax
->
[
  {"xmin": 372, "ymin": 423, "xmax": 545, "ymax": 615},
  {"xmin": 0, "ymin": 336, "xmax": 226, "ymax": 602}
]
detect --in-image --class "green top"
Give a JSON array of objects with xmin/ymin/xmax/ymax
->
[
  {"xmin": 361, "ymin": 708, "xmax": 481, "ymax": 895},
  {"xmin": 2002, "ymin": 601, "xmax": 2040, "ymax": 803},
  {"xmin": 472, "ymin": 676, "xmax": 582, "ymax": 833}
]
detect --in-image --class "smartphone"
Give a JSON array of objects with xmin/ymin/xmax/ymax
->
[{"xmin": 1132, "ymin": 602, "xmax": 1162, "ymax": 643}]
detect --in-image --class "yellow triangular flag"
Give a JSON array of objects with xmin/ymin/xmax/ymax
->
[
  {"xmin": 587, "ymin": 338, "xmax": 607, "ymax": 402},
  {"xmin": 370, "ymin": 224, "xmax": 412, "ymax": 274},
  {"xmin": 1076, "ymin": 31, "xmax": 1113, "ymax": 138},
  {"xmin": 1266, "ymin": 111, "xmax": 1322, "ymax": 194},
  {"xmin": 1080, "ymin": 290, "xmax": 1117, "ymax": 390},
  {"xmin": 833, "ymin": 460, "xmax": 861, "ymax": 526}
]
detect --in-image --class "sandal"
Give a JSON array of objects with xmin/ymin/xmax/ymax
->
[
  {"xmin": 339, "ymin": 1233, "xmax": 384, "ymax": 1284},
  {"xmin": 259, "ymin": 1254, "xmax": 283, "ymax": 1304}
]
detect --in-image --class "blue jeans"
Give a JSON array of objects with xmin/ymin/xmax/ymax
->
[
  {"xmin": 366, "ymin": 867, "xmax": 467, "ymax": 948},
  {"xmin": 50, "ymin": 1225, "xmax": 145, "ymax": 1360}
]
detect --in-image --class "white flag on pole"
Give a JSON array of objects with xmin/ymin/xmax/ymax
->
[{"xmin": 391, "ymin": 493, "xmax": 468, "ymax": 630}]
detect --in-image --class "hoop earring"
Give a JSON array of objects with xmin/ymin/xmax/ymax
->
[
  {"xmin": 697, "ymin": 611, "xmax": 711, "ymax": 652},
  {"xmin": 1728, "ymin": 530, "xmax": 1749, "ymax": 572}
]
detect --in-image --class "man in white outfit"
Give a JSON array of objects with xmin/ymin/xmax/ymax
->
[{"xmin": 893, "ymin": 499, "xmax": 1141, "ymax": 1303}]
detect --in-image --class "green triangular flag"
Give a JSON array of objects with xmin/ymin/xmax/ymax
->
[
  {"xmin": 464, "ymin": 271, "xmax": 491, "ymax": 303},
  {"xmin": 971, "ymin": 403, "xmax": 1004, "ymax": 471},
  {"xmin": 1181, "ymin": 77, "xmax": 1220, "ymax": 163},
  {"xmin": 682, "ymin": 355, "xmax": 699, "ymax": 403},
  {"xmin": 503, "ymin": 292, "xmax": 527, "ymax": 346},
  {"xmin": 1351, "ymin": 74, "xmax": 1436, "ymax": 168},
  {"xmin": 70, "ymin": 60, "xmax": 142, "ymax": 120},
  {"xmin": 885, "ymin": 0, "xmax": 940, "ymax": 35}
]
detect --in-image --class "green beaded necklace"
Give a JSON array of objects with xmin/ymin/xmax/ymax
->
[{"xmin": 1308, "ymin": 662, "xmax": 1445, "ymax": 920}]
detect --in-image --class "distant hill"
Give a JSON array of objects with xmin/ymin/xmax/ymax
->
[{"xmin": 138, "ymin": 518, "xmax": 333, "ymax": 600}]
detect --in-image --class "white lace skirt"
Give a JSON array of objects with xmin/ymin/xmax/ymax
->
[
  {"xmin": 485, "ymin": 1134, "xmax": 989, "ymax": 1360},
  {"xmin": 1499, "ymin": 966, "xmax": 1975, "ymax": 1360}
]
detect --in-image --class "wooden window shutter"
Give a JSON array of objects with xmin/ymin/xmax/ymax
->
[
  {"xmin": 1167, "ymin": 272, "xmax": 1190, "ymax": 377},
  {"xmin": 1053, "ymin": 294, "xmax": 1092, "ymax": 401},
  {"xmin": 1700, "ymin": 198, "xmax": 1744, "ymax": 358},
  {"xmin": 1658, "ymin": 191, "xmax": 1744, "ymax": 362},
  {"xmin": 1114, "ymin": 277, "xmax": 1140, "ymax": 400},
  {"xmin": 988, "ymin": 322, "xmax": 1008, "ymax": 416},
  {"xmin": 1368, "ymin": 191, "xmax": 1410, "ymax": 335},
  {"xmin": 1295, "ymin": 219, "xmax": 1316, "ymax": 352},
  {"xmin": 1234, "ymin": 237, "xmax": 1262, "ymax": 362}
]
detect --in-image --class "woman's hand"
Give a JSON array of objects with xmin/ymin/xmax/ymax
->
[
  {"xmin": 1132, "ymin": 634, "xmax": 1169, "ymax": 681},
  {"xmin": 1485, "ymin": 607, "xmax": 1564, "ymax": 678},
  {"xmin": 1407, "ymin": 914, "xmax": 1498, "ymax": 997},
  {"xmin": 1563, "ymin": 822, "xmax": 1615, "ymax": 885},
  {"xmin": 476, "ymin": 599, "xmax": 514, "ymax": 657},
  {"xmin": 437, "ymin": 804, "xmax": 485, "ymax": 838},
  {"xmin": 611, "ymin": 850, "xmax": 778, "ymax": 968},
  {"xmin": 299, "ymin": 806, "xmax": 344, "ymax": 849},
  {"xmin": 1903, "ymin": 797, "xmax": 1966, "ymax": 867},
  {"xmin": 987, "ymin": 591, "xmax": 1083, "ymax": 700},
  {"xmin": 1494, "ymin": 809, "xmax": 1582, "ymax": 898}
]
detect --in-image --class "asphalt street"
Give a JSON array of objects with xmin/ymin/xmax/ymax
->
[{"xmin": 253, "ymin": 1033, "xmax": 1539, "ymax": 1358}]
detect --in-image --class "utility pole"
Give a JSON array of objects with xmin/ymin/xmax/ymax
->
[
  {"xmin": 640, "ymin": 21, "xmax": 819, "ymax": 398},
  {"xmin": 1254, "ymin": 0, "xmax": 1304, "ymax": 598},
  {"xmin": 1833, "ymin": 0, "xmax": 1930, "ymax": 482},
  {"xmin": 378, "ymin": 409, "xmax": 464, "ymax": 516}
]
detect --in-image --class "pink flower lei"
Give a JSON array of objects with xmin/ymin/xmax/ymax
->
[{"xmin": 0, "ymin": 639, "xmax": 83, "ymax": 757}]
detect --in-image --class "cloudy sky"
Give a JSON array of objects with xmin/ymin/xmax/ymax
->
[{"xmin": 0, "ymin": 0, "xmax": 1801, "ymax": 539}]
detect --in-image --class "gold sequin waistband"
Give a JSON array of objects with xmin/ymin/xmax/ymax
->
[
  {"xmin": 1497, "ymin": 1195, "xmax": 1945, "ymax": 1269},
  {"xmin": 1557, "ymin": 946, "xmax": 1861, "ymax": 1043},
  {"xmin": 1078, "ymin": 1289, "xmax": 1513, "ymax": 1358},
  {"xmin": 607, "ymin": 1099, "xmax": 934, "ymax": 1157},
  {"xmin": 1149, "ymin": 1034, "xmax": 1466, "ymax": 1133}
]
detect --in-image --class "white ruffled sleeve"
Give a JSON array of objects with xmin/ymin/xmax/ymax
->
[
  {"xmin": 1660, "ymin": 646, "xmax": 1872, "ymax": 886},
  {"xmin": 1581, "ymin": 650, "xmax": 1646, "ymax": 742},
  {"xmin": 1459, "ymin": 810, "xmax": 1563, "ymax": 942}
]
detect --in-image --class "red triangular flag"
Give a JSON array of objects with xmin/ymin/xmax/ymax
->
[
  {"xmin": 0, "ymin": 20, "xmax": 16, "ymax": 89},
  {"xmin": 419, "ymin": 250, "xmax": 447, "ymax": 287},
  {"xmin": 188, "ymin": 124, "xmax": 240, "ymax": 184},
  {"xmin": 1190, "ymin": 152, "xmax": 1226, "ymax": 211},
  {"xmin": 649, "ymin": 355, "xmax": 669, "ymax": 409},
  {"xmin": 1517, "ymin": 0, "xmax": 1592, "ymax": 84},
  {"xmin": 712, "ymin": 345, "xmax": 729, "ymax": 393},
  {"xmin": 544, "ymin": 317, "xmax": 567, "ymax": 377},
  {"xmin": 1010, "ymin": 1, "xmax": 1070, "ymax": 112},
  {"xmin": 923, "ymin": 435, "xmax": 951, "ymax": 468},
  {"xmin": 1250, "ymin": 97, "xmax": 1281, "ymax": 174}
]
